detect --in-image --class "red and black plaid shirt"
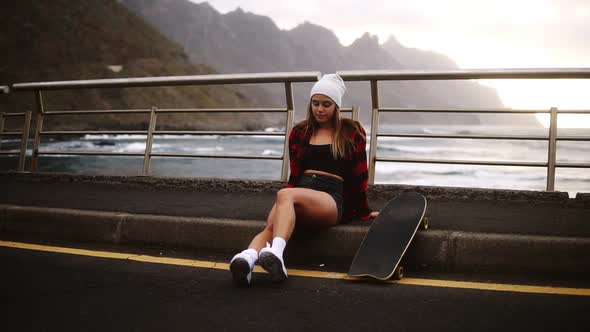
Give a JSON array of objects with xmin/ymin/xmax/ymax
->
[{"xmin": 285, "ymin": 121, "xmax": 372, "ymax": 222}]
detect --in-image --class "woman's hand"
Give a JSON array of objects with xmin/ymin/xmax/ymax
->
[{"xmin": 369, "ymin": 211, "xmax": 379, "ymax": 219}]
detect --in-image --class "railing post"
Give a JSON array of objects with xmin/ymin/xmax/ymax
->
[
  {"xmin": 143, "ymin": 107, "xmax": 158, "ymax": 176},
  {"xmin": 0, "ymin": 112, "xmax": 4, "ymax": 151},
  {"xmin": 368, "ymin": 80, "xmax": 379, "ymax": 184},
  {"xmin": 352, "ymin": 105, "xmax": 360, "ymax": 122},
  {"xmin": 546, "ymin": 107, "xmax": 558, "ymax": 191},
  {"xmin": 281, "ymin": 82, "xmax": 295, "ymax": 182},
  {"xmin": 31, "ymin": 91, "xmax": 45, "ymax": 172},
  {"xmin": 18, "ymin": 111, "xmax": 32, "ymax": 172}
]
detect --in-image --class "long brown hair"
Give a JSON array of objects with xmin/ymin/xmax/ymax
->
[{"xmin": 298, "ymin": 101, "xmax": 365, "ymax": 159}]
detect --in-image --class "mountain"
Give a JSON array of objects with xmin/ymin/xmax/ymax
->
[
  {"xmin": 285, "ymin": 22, "xmax": 344, "ymax": 72},
  {"xmin": 381, "ymin": 36, "xmax": 459, "ymax": 70},
  {"xmin": 381, "ymin": 36, "xmax": 503, "ymax": 110},
  {"xmin": 120, "ymin": 0, "xmax": 532, "ymax": 126},
  {"xmin": 0, "ymin": 0, "xmax": 269, "ymax": 131}
]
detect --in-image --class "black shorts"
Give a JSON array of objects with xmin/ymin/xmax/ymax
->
[{"xmin": 295, "ymin": 173, "xmax": 344, "ymax": 223}]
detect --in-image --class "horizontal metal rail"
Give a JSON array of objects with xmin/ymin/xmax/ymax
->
[
  {"xmin": 153, "ymin": 131, "xmax": 285, "ymax": 136},
  {"xmin": 552, "ymin": 110, "xmax": 590, "ymax": 114},
  {"xmin": 0, "ymin": 131, "xmax": 24, "ymax": 136},
  {"xmin": 378, "ymin": 133, "xmax": 549, "ymax": 140},
  {"xmin": 379, "ymin": 133, "xmax": 590, "ymax": 142},
  {"xmin": 39, "ymin": 130, "xmax": 286, "ymax": 136},
  {"xmin": 377, "ymin": 157, "xmax": 590, "ymax": 169},
  {"xmin": 44, "ymin": 109, "xmax": 151, "ymax": 115},
  {"xmin": 1, "ymin": 112, "xmax": 27, "ymax": 117},
  {"xmin": 41, "ymin": 131, "xmax": 147, "ymax": 136},
  {"xmin": 377, "ymin": 157, "xmax": 547, "ymax": 167},
  {"xmin": 557, "ymin": 136, "xmax": 590, "ymax": 141},
  {"xmin": 156, "ymin": 108, "xmax": 287, "ymax": 113},
  {"xmin": 38, "ymin": 151, "xmax": 144, "ymax": 157},
  {"xmin": 379, "ymin": 107, "xmax": 590, "ymax": 114},
  {"xmin": 150, "ymin": 153, "xmax": 281, "ymax": 160},
  {"xmin": 0, "ymin": 86, "xmax": 9, "ymax": 93},
  {"xmin": 36, "ymin": 150, "xmax": 282, "ymax": 160},
  {"xmin": 41, "ymin": 108, "xmax": 292, "ymax": 115},
  {"xmin": 338, "ymin": 68, "xmax": 590, "ymax": 81},
  {"xmin": 556, "ymin": 162, "xmax": 590, "ymax": 169},
  {"xmin": 39, "ymin": 131, "xmax": 286, "ymax": 137},
  {"xmin": 379, "ymin": 107, "xmax": 550, "ymax": 114},
  {"xmin": 12, "ymin": 72, "xmax": 321, "ymax": 91}
]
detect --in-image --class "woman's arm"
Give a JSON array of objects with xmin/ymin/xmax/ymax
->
[
  {"xmin": 350, "ymin": 123, "xmax": 373, "ymax": 220},
  {"xmin": 286, "ymin": 126, "xmax": 304, "ymax": 188}
]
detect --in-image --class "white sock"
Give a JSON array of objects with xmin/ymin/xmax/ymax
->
[
  {"xmin": 241, "ymin": 248, "xmax": 258, "ymax": 268},
  {"xmin": 271, "ymin": 237, "xmax": 287, "ymax": 257}
]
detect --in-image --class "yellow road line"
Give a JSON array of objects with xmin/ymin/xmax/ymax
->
[
  {"xmin": 395, "ymin": 278, "xmax": 590, "ymax": 297},
  {"xmin": 2, "ymin": 240, "xmax": 589, "ymax": 297},
  {"xmin": 0, "ymin": 240, "xmax": 134, "ymax": 260}
]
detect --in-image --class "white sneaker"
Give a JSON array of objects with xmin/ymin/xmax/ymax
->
[
  {"xmin": 230, "ymin": 252, "xmax": 255, "ymax": 287},
  {"xmin": 258, "ymin": 243, "xmax": 288, "ymax": 282}
]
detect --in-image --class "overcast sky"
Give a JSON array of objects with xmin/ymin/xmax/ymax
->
[{"xmin": 198, "ymin": 0, "xmax": 589, "ymax": 123}]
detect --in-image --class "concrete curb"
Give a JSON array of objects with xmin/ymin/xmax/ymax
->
[
  {"xmin": 3, "ymin": 205, "xmax": 128, "ymax": 244},
  {"xmin": 4, "ymin": 171, "xmax": 584, "ymax": 203},
  {"xmin": 3, "ymin": 173, "xmax": 590, "ymax": 237},
  {"xmin": 448, "ymin": 232, "xmax": 590, "ymax": 273},
  {"xmin": 1, "ymin": 204, "xmax": 589, "ymax": 274},
  {"xmin": 121, "ymin": 214, "xmax": 264, "ymax": 250}
]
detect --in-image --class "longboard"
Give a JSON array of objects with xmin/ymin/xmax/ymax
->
[{"xmin": 348, "ymin": 191, "xmax": 428, "ymax": 280}]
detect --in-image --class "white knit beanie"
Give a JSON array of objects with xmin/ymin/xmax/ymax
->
[{"xmin": 310, "ymin": 73, "xmax": 346, "ymax": 108}]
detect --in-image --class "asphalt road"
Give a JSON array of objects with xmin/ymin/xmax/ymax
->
[{"xmin": 1, "ymin": 240, "xmax": 588, "ymax": 332}]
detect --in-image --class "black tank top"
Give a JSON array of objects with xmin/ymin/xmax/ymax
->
[{"xmin": 301, "ymin": 144, "xmax": 348, "ymax": 178}]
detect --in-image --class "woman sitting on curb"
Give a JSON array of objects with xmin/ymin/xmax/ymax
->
[{"xmin": 229, "ymin": 73, "xmax": 379, "ymax": 286}]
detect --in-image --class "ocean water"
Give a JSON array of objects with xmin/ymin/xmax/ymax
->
[{"xmin": 1, "ymin": 125, "xmax": 588, "ymax": 196}]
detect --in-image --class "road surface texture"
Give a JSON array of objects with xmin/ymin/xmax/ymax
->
[{"xmin": 1, "ymin": 237, "xmax": 588, "ymax": 332}]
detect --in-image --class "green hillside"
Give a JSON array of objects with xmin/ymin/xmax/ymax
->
[{"xmin": 0, "ymin": 0, "xmax": 265, "ymax": 131}]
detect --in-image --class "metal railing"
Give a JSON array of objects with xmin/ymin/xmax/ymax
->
[
  {"xmin": 6, "ymin": 69, "xmax": 590, "ymax": 192},
  {"xmin": 0, "ymin": 85, "xmax": 32, "ymax": 172},
  {"xmin": 337, "ymin": 69, "xmax": 590, "ymax": 190},
  {"xmin": 11, "ymin": 72, "xmax": 324, "ymax": 180}
]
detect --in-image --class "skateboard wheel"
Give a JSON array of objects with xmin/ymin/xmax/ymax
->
[
  {"xmin": 393, "ymin": 266, "xmax": 404, "ymax": 280},
  {"xmin": 421, "ymin": 217, "xmax": 429, "ymax": 230}
]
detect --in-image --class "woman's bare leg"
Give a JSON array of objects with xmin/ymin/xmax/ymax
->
[
  {"xmin": 272, "ymin": 188, "xmax": 339, "ymax": 240},
  {"xmin": 248, "ymin": 188, "xmax": 338, "ymax": 282},
  {"xmin": 231, "ymin": 206, "xmax": 277, "ymax": 286},
  {"xmin": 248, "ymin": 205, "xmax": 276, "ymax": 251},
  {"xmin": 247, "ymin": 188, "xmax": 338, "ymax": 250}
]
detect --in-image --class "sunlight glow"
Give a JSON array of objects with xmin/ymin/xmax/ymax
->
[
  {"xmin": 479, "ymin": 79, "xmax": 590, "ymax": 129},
  {"xmin": 535, "ymin": 114, "xmax": 590, "ymax": 129}
]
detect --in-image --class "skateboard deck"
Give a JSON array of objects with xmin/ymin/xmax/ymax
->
[{"xmin": 348, "ymin": 191, "xmax": 427, "ymax": 280}]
